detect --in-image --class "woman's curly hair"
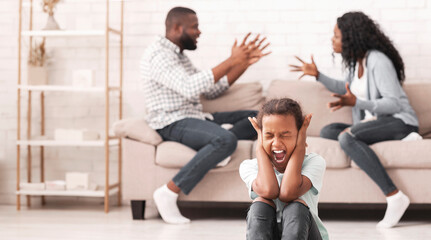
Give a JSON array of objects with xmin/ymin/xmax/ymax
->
[{"xmin": 337, "ymin": 12, "xmax": 405, "ymax": 84}]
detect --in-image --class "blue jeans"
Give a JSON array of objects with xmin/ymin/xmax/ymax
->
[
  {"xmin": 156, "ymin": 110, "xmax": 257, "ymax": 194},
  {"xmin": 320, "ymin": 116, "xmax": 418, "ymax": 195},
  {"xmin": 246, "ymin": 201, "xmax": 322, "ymax": 240}
]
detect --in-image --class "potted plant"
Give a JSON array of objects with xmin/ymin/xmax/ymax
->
[{"xmin": 27, "ymin": 38, "xmax": 48, "ymax": 85}]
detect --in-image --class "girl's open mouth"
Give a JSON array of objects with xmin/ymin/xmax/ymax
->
[{"xmin": 272, "ymin": 150, "xmax": 286, "ymax": 163}]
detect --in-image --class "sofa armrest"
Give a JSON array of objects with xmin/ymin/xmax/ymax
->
[{"xmin": 113, "ymin": 118, "xmax": 163, "ymax": 145}]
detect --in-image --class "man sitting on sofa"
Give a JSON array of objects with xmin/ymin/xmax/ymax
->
[{"xmin": 140, "ymin": 6, "xmax": 270, "ymax": 224}]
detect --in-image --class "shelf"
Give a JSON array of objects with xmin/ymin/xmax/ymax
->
[
  {"xmin": 18, "ymin": 85, "xmax": 106, "ymax": 92},
  {"xmin": 17, "ymin": 139, "xmax": 119, "ymax": 147},
  {"xmin": 23, "ymin": 0, "xmax": 127, "ymax": 7},
  {"xmin": 17, "ymin": 0, "xmax": 123, "ymax": 213},
  {"xmin": 21, "ymin": 30, "xmax": 105, "ymax": 37},
  {"xmin": 17, "ymin": 187, "xmax": 119, "ymax": 197}
]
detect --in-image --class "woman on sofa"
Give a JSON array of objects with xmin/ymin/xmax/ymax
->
[{"xmin": 290, "ymin": 11, "xmax": 419, "ymax": 228}]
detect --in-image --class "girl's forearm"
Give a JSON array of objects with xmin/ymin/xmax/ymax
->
[{"xmin": 253, "ymin": 148, "xmax": 280, "ymax": 199}]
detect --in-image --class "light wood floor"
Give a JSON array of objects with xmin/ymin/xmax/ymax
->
[{"xmin": 1, "ymin": 201, "xmax": 431, "ymax": 240}]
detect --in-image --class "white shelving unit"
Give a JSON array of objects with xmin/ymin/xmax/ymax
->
[
  {"xmin": 17, "ymin": 188, "xmax": 119, "ymax": 198},
  {"xmin": 17, "ymin": 0, "xmax": 124, "ymax": 213},
  {"xmin": 18, "ymin": 85, "xmax": 107, "ymax": 92},
  {"xmin": 21, "ymin": 30, "xmax": 105, "ymax": 37},
  {"xmin": 17, "ymin": 139, "xmax": 120, "ymax": 147}
]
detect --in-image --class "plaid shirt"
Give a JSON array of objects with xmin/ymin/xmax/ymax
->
[{"xmin": 140, "ymin": 36, "xmax": 229, "ymax": 129}]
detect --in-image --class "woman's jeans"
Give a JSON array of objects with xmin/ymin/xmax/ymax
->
[
  {"xmin": 320, "ymin": 116, "xmax": 418, "ymax": 195},
  {"xmin": 156, "ymin": 110, "xmax": 257, "ymax": 194},
  {"xmin": 246, "ymin": 201, "xmax": 322, "ymax": 240}
]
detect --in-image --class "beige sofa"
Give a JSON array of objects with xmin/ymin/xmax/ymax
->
[{"xmin": 115, "ymin": 80, "xmax": 431, "ymax": 219}]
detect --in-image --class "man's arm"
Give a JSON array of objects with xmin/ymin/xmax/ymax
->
[
  {"xmin": 279, "ymin": 114, "xmax": 313, "ymax": 203},
  {"xmin": 211, "ymin": 58, "xmax": 240, "ymax": 83},
  {"xmin": 249, "ymin": 117, "xmax": 280, "ymax": 199},
  {"xmin": 226, "ymin": 62, "xmax": 249, "ymax": 86}
]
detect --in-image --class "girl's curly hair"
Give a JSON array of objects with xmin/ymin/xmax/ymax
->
[
  {"xmin": 256, "ymin": 98, "xmax": 304, "ymax": 131},
  {"xmin": 337, "ymin": 11, "xmax": 405, "ymax": 84}
]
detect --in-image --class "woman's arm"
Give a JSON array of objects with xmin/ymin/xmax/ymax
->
[
  {"xmin": 317, "ymin": 72, "xmax": 350, "ymax": 95},
  {"xmin": 290, "ymin": 55, "xmax": 349, "ymax": 95}
]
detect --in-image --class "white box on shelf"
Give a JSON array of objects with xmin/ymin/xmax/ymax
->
[
  {"xmin": 88, "ymin": 183, "xmax": 98, "ymax": 191},
  {"xmin": 72, "ymin": 69, "xmax": 94, "ymax": 88},
  {"xmin": 66, "ymin": 172, "xmax": 90, "ymax": 190},
  {"xmin": 45, "ymin": 180, "xmax": 66, "ymax": 191},
  {"xmin": 27, "ymin": 65, "xmax": 48, "ymax": 85},
  {"xmin": 20, "ymin": 182, "xmax": 45, "ymax": 191},
  {"xmin": 54, "ymin": 129, "xmax": 100, "ymax": 141}
]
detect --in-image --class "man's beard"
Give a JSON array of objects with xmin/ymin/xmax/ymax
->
[{"xmin": 180, "ymin": 30, "xmax": 197, "ymax": 50}]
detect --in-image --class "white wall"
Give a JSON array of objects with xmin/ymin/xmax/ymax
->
[{"xmin": 1, "ymin": 0, "xmax": 431, "ymax": 205}]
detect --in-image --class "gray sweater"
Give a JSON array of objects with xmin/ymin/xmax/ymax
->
[{"xmin": 317, "ymin": 50, "xmax": 418, "ymax": 127}]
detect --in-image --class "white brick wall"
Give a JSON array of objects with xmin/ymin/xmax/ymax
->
[{"xmin": 1, "ymin": 0, "xmax": 431, "ymax": 205}]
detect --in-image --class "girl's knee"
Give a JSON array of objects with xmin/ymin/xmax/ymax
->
[
  {"xmin": 253, "ymin": 197, "xmax": 276, "ymax": 209},
  {"xmin": 248, "ymin": 199, "xmax": 276, "ymax": 222},
  {"xmin": 282, "ymin": 201, "xmax": 309, "ymax": 217}
]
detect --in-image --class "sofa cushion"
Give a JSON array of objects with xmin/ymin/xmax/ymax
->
[
  {"xmin": 266, "ymin": 80, "xmax": 353, "ymax": 137},
  {"xmin": 155, "ymin": 140, "xmax": 254, "ymax": 173},
  {"xmin": 252, "ymin": 136, "xmax": 350, "ymax": 169},
  {"xmin": 201, "ymin": 82, "xmax": 264, "ymax": 113},
  {"xmin": 113, "ymin": 118, "xmax": 162, "ymax": 145},
  {"xmin": 306, "ymin": 137, "xmax": 350, "ymax": 169},
  {"xmin": 350, "ymin": 139, "xmax": 431, "ymax": 169},
  {"xmin": 403, "ymin": 82, "xmax": 431, "ymax": 136}
]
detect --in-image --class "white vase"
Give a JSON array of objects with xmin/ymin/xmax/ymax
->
[{"xmin": 43, "ymin": 15, "xmax": 61, "ymax": 30}]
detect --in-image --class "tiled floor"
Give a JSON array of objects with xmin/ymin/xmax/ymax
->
[{"xmin": 0, "ymin": 201, "xmax": 430, "ymax": 240}]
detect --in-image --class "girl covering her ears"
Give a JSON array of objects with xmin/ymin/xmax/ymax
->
[
  {"xmin": 240, "ymin": 98, "xmax": 328, "ymax": 240},
  {"xmin": 290, "ymin": 11, "xmax": 419, "ymax": 228}
]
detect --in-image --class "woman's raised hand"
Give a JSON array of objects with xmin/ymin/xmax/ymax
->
[{"xmin": 289, "ymin": 55, "xmax": 319, "ymax": 80}]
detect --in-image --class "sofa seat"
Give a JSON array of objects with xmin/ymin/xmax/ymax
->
[
  {"xmin": 155, "ymin": 140, "xmax": 254, "ymax": 173},
  {"xmin": 306, "ymin": 137, "xmax": 350, "ymax": 169},
  {"xmin": 349, "ymin": 139, "xmax": 431, "ymax": 169},
  {"xmin": 307, "ymin": 137, "xmax": 431, "ymax": 170}
]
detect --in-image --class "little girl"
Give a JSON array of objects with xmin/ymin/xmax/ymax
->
[{"xmin": 240, "ymin": 98, "xmax": 328, "ymax": 240}]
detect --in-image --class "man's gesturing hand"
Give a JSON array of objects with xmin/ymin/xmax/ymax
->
[
  {"xmin": 231, "ymin": 33, "xmax": 271, "ymax": 66},
  {"xmin": 247, "ymin": 34, "xmax": 271, "ymax": 65},
  {"xmin": 231, "ymin": 33, "xmax": 252, "ymax": 64}
]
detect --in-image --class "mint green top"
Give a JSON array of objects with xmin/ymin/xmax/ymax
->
[{"xmin": 239, "ymin": 153, "xmax": 329, "ymax": 240}]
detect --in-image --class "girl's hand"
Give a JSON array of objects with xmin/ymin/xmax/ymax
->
[
  {"xmin": 248, "ymin": 117, "xmax": 262, "ymax": 145},
  {"xmin": 289, "ymin": 55, "xmax": 319, "ymax": 79},
  {"xmin": 296, "ymin": 114, "xmax": 312, "ymax": 150},
  {"xmin": 248, "ymin": 116, "xmax": 267, "ymax": 156}
]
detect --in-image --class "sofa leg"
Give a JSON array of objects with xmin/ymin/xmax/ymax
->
[{"xmin": 131, "ymin": 200, "xmax": 146, "ymax": 220}]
